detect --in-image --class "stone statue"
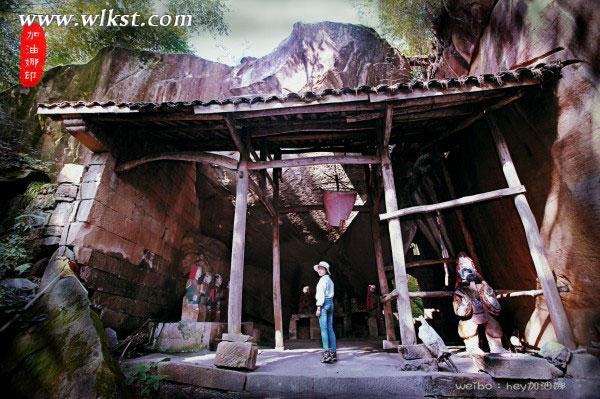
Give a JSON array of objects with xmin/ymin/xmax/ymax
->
[
  {"xmin": 366, "ymin": 284, "xmax": 379, "ymax": 312},
  {"xmin": 181, "ymin": 263, "xmax": 203, "ymax": 321},
  {"xmin": 197, "ymin": 271, "xmax": 212, "ymax": 321},
  {"xmin": 452, "ymin": 252, "xmax": 506, "ymax": 362},
  {"xmin": 207, "ymin": 273, "xmax": 225, "ymax": 322}
]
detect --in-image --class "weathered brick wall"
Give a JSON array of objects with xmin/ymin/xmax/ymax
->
[{"xmin": 59, "ymin": 152, "xmax": 201, "ymax": 331}]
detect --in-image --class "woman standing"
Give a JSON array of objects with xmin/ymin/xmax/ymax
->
[{"xmin": 314, "ymin": 261, "xmax": 337, "ymax": 363}]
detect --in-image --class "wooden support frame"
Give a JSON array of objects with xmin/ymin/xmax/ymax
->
[
  {"xmin": 378, "ymin": 109, "xmax": 417, "ymax": 345},
  {"xmin": 487, "ymin": 113, "xmax": 576, "ymax": 349},
  {"xmin": 379, "ymin": 185, "xmax": 526, "ymax": 221}
]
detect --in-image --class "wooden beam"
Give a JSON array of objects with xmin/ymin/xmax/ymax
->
[
  {"xmin": 384, "ymin": 258, "xmax": 452, "ymax": 272},
  {"xmin": 278, "ymin": 204, "xmax": 370, "ymax": 213},
  {"xmin": 248, "ymin": 155, "xmax": 379, "ymax": 170},
  {"xmin": 381, "ymin": 287, "xmax": 568, "ymax": 302},
  {"xmin": 248, "ymin": 178, "xmax": 276, "ymax": 217},
  {"xmin": 367, "ymin": 166, "xmax": 397, "ymax": 342},
  {"xmin": 379, "ymin": 185, "xmax": 526, "ymax": 221},
  {"xmin": 115, "ymin": 151, "xmax": 238, "ymax": 172},
  {"xmin": 487, "ymin": 113, "xmax": 576, "ymax": 349},
  {"xmin": 379, "ymin": 143, "xmax": 417, "ymax": 345},
  {"xmin": 224, "ymin": 116, "xmax": 246, "ymax": 154},
  {"xmin": 226, "ymin": 156, "xmax": 250, "ymax": 335},
  {"xmin": 383, "ymin": 104, "xmax": 393, "ymax": 146}
]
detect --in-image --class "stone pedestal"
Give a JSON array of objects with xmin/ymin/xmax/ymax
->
[
  {"xmin": 309, "ymin": 317, "xmax": 321, "ymax": 340},
  {"xmin": 368, "ymin": 316, "xmax": 379, "ymax": 337},
  {"xmin": 382, "ymin": 340, "xmax": 399, "ymax": 351},
  {"xmin": 214, "ymin": 334, "xmax": 258, "ymax": 370},
  {"xmin": 150, "ymin": 321, "xmax": 227, "ymax": 352},
  {"xmin": 482, "ymin": 353, "xmax": 553, "ymax": 380}
]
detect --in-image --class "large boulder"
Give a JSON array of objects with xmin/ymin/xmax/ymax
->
[{"xmin": 1, "ymin": 273, "xmax": 126, "ymax": 398}]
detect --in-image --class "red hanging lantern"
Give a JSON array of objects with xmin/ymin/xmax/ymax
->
[{"xmin": 323, "ymin": 190, "xmax": 357, "ymax": 227}]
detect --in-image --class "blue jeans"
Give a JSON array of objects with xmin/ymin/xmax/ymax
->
[{"xmin": 318, "ymin": 298, "xmax": 336, "ymax": 352}]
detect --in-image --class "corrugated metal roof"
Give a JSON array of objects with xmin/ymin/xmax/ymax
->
[{"xmin": 37, "ymin": 62, "xmax": 564, "ymax": 114}]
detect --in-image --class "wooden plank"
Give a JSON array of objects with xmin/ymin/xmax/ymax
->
[
  {"xmin": 379, "ymin": 144, "xmax": 417, "ymax": 345},
  {"xmin": 115, "ymin": 151, "xmax": 238, "ymax": 172},
  {"xmin": 379, "ymin": 185, "xmax": 526, "ymax": 221},
  {"xmin": 247, "ymin": 155, "xmax": 379, "ymax": 170},
  {"xmin": 212, "ymin": 102, "xmax": 382, "ymax": 120},
  {"xmin": 227, "ymin": 156, "xmax": 250, "ymax": 335},
  {"xmin": 487, "ymin": 113, "xmax": 576, "ymax": 349},
  {"xmin": 367, "ymin": 166, "xmax": 396, "ymax": 342},
  {"xmin": 384, "ymin": 258, "xmax": 452, "ymax": 272},
  {"xmin": 224, "ymin": 116, "xmax": 246, "ymax": 153}
]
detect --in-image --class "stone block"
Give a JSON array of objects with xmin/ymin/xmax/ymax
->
[
  {"xmin": 482, "ymin": 353, "xmax": 553, "ymax": 380},
  {"xmin": 57, "ymin": 164, "xmax": 84, "ymax": 184},
  {"xmin": 151, "ymin": 321, "xmax": 227, "ymax": 352},
  {"xmin": 79, "ymin": 181, "xmax": 100, "ymax": 200},
  {"xmin": 399, "ymin": 357, "xmax": 438, "ymax": 372},
  {"xmin": 398, "ymin": 344, "xmax": 433, "ymax": 360},
  {"xmin": 56, "ymin": 183, "xmax": 78, "ymax": 200},
  {"xmin": 44, "ymin": 225, "xmax": 63, "ymax": 237},
  {"xmin": 157, "ymin": 362, "xmax": 246, "ymax": 392},
  {"xmin": 82, "ymin": 164, "xmax": 106, "ymax": 183},
  {"xmin": 382, "ymin": 340, "xmax": 399, "ymax": 351},
  {"xmin": 48, "ymin": 202, "xmax": 73, "ymax": 226},
  {"xmin": 214, "ymin": 340, "xmax": 258, "ymax": 370},
  {"xmin": 221, "ymin": 333, "xmax": 255, "ymax": 343},
  {"xmin": 566, "ymin": 352, "xmax": 600, "ymax": 379}
]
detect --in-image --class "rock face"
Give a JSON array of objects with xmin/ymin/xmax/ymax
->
[
  {"xmin": 33, "ymin": 21, "xmax": 410, "ymax": 105},
  {"xmin": 1, "ymin": 274, "xmax": 126, "ymax": 398},
  {"xmin": 433, "ymin": 0, "xmax": 600, "ymax": 346}
]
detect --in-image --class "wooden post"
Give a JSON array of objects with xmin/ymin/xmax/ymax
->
[
  {"xmin": 227, "ymin": 157, "xmax": 250, "ymax": 335},
  {"xmin": 487, "ymin": 114, "xmax": 576, "ymax": 349},
  {"xmin": 378, "ymin": 105, "xmax": 417, "ymax": 345},
  {"xmin": 366, "ymin": 165, "xmax": 397, "ymax": 342},
  {"xmin": 272, "ymin": 149, "xmax": 284, "ymax": 349}
]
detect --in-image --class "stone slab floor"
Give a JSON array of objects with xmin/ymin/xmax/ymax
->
[{"xmin": 123, "ymin": 339, "xmax": 600, "ymax": 398}]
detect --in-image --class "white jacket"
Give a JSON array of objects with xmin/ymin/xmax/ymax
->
[{"xmin": 315, "ymin": 274, "xmax": 334, "ymax": 306}]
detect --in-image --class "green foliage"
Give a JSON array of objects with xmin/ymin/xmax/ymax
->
[
  {"xmin": 0, "ymin": 210, "xmax": 46, "ymax": 277},
  {"xmin": 0, "ymin": 0, "xmax": 229, "ymax": 90},
  {"xmin": 122, "ymin": 362, "xmax": 167, "ymax": 398},
  {"xmin": 357, "ymin": 0, "xmax": 444, "ymax": 56}
]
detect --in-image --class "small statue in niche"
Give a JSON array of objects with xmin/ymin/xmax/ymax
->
[
  {"xmin": 452, "ymin": 252, "xmax": 507, "ymax": 363},
  {"xmin": 298, "ymin": 285, "xmax": 313, "ymax": 314},
  {"xmin": 207, "ymin": 273, "xmax": 225, "ymax": 322},
  {"xmin": 181, "ymin": 263, "xmax": 203, "ymax": 321},
  {"xmin": 197, "ymin": 271, "xmax": 213, "ymax": 322}
]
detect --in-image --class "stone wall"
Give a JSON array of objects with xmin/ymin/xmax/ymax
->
[{"xmin": 54, "ymin": 152, "xmax": 201, "ymax": 332}]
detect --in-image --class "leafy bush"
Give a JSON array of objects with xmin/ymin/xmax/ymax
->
[
  {"xmin": 122, "ymin": 362, "xmax": 167, "ymax": 398},
  {"xmin": 0, "ymin": 211, "xmax": 46, "ymax": 278}
]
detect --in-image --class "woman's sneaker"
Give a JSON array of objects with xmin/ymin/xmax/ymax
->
[
  {"xmin": 329, "ymin": 351, "xmax": 337, "ymax": 362},
  {"xmin": 320, "ymin": 350, "xmax": 332, "ymax": 363}
]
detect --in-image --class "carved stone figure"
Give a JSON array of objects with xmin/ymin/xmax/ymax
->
[
  {"xmin": 207, "ymin": 273, "xmax": 225, "ymax": 322},
  {"xmin": 181, "ymin": 263, "xmax": 203, "ymax": 321},
  {"xmin": 453, "ymin": 252, "xmax": 506, "ymax": 362}
]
